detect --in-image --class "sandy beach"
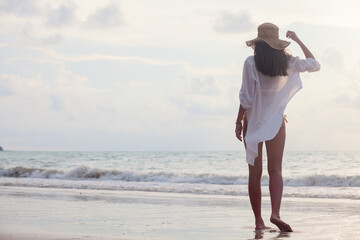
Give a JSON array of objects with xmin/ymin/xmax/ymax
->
[{"xmin": 1, "ymin": 186, "xmax": 360, "ymax": 240}]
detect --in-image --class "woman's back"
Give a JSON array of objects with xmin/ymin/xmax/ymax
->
[{"xmin": 240, "ymin": 55, "xmax": 320, "ymax": 165}]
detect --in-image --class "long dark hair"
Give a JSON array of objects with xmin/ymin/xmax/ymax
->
[{"xmin": 254, "ymin": 41, "xmax": 290, "ymax": 77}]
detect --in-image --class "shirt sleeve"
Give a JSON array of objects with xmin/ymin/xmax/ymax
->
[
  {"xmin": 239, "ymin": 57, "xmax": 257, "ymax": 109},
  {"xmin": 289, "ymin": 56, "xmax": 321, "ymax": 73}
]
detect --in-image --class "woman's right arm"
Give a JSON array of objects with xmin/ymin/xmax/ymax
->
[
  {"xmin": 286, "ymin": 31, "xmax": 315, "ymax": 59},
  {"xmin": 235, "ymin": 104, "xmax": 246, "ymax": 142}
]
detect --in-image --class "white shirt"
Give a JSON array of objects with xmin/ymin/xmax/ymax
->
[{"xmin": 239, "ymin": 56, "xmax": 320, "ymax": 166}]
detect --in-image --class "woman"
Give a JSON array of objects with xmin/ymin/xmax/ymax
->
[{"xmin": 235, "ymin": 23, "xmax": 320, "ymax": 232}]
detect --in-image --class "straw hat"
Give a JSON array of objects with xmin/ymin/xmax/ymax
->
[{"xmin": 246, "ymin": 23, "xmax": 290, "ymax": 50}]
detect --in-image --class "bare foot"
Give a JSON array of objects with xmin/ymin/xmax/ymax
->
[
  {"xmin": 255, "ymin": 225, "xmax": 271, "ymax": 231},
  {"xmin": 270, "ymin": 217, "xmax": 293, "ymax": 232},
  {"xmin": 255, "ymin": 219, "xmax": 270, "ymax": 231}
]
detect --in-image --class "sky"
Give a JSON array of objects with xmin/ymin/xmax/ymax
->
[{"xmin": 0, "ymin": 0, "xmax": 360, "ymax": 151}]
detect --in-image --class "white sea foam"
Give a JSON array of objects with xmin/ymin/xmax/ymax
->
[
  {"xmin": 1, "ymin": 177, "xmax": 360, "ymax": 200},
  {"xmin": 1, "ymin": 166, "xmax": 360, "ymax": 187},
  {"xmin": 0, "ymin": 166, "xmax": 248, "ymax": 184}
]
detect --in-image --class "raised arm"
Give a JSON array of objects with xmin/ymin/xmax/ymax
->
[{"xmin": 286, "ymin": 31, "xmax": 315, "ymax": 59}]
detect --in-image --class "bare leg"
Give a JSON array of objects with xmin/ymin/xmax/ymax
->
[
  {"xmin": 248, "ymin": 142, "xmax": 268, "ymax": 230},
  {"xmin": 265, "ymin": 122, "xmax": 292, "ymax": 232},
  {"xmin": 244, "ymin": 116, "xmax": 268, "ymax": 230}
]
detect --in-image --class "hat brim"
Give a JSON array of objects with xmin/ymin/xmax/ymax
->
[{"xmin": 246, "ymin": 37, "xmax": 290, "ymax": 50}]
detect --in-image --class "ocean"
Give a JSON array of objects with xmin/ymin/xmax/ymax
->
[{"xmin": 1, "ymin": 150, "xmax": 360, "ymax": 200}]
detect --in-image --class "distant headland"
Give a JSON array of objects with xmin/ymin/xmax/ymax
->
[{"xmin": 0, "ymin": 146, "xmax": 3, "ymax": 151}]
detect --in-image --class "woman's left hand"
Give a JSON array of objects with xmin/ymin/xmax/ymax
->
[{"xmin": 235, "ymin": 123, "xmax": 242, "ymax": 142}]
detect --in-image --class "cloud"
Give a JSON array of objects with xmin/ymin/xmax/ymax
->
[
  {"xmin": 189, "ymin": 77, "xmax": 219, "ymax": 96},
  {"xmin": 336, "ymin": 95, "xmax": 360, "ymax": 109},
  {"xmin": 50, "ymin": 95, "xmax": 62, "ymax": 112},
  {"xmin": 84, "ymin": 1, "xmax": 123, "ymax": 28},
  {"xmin": 41, "ymin": 34, "xmax": 64, "ymax": 45},
  {"xmin": 321, "ymin": 47, "xmax": 343, "ymax": 69},
  {"xmin": 214, "ymin": 10, "xmax": 254, "ymax": 33},
  {"xmin": 0, "ymin": 74, "xmax": 14, "ymax": 96},
  {"xmin": 129, "ymin": 80, "xmax": 148, "ymax": 87},
  {"xmin": 24, "ymin": 46, "xmax": 239, "ymax": 76},
  {"xmin": 0, "ymin": 73, "xmax": 44, "ymax": 97},
  {"xmin": 0, "ymin": 66, "xmax": 111, "ymax": 131},
  {"xmin": 46, "ymin": 3, "xmax": 77, "ymax": 27},
  {"xmin": 170, "ymin": 76, "xmax": 233, "ymax": 116},
  {"xmin": 0, "ymin": 0, "xmax": 38, "ymax": 17}
]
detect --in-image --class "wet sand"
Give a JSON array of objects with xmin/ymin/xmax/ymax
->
[{"xmin": 1, "ymin": 186, "xmax": 360, "ymax": 239}]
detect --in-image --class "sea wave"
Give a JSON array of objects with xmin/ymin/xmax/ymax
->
[
  {"xmin": 1, "ymin": 166, "xmax": 360, "ymax": 187},
  {"xmin": 1, "ymin": 177, "xmax": 360, "ymax": 200},
  {"xmin": 0, "ymin": 166, "xmax": 247, "ymax": 185}
]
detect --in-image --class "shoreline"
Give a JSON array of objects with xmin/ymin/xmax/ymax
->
[
  {"xmin": 2, "ymin": 176, "xmax": 360, "ymax": 200},
  {"xmin": 1, "ymin": 186, "xmax": 360, "ymax": 239}
]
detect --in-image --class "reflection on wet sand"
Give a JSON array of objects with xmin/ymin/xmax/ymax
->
[{"xmin": 253, "ymin": 229, "xmax": 291, "ymax": 239}]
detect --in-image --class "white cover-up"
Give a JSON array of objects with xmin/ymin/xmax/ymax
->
[{"xmin": 239, "ymin": 56, "xmax": 320, "ymax": 166}]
